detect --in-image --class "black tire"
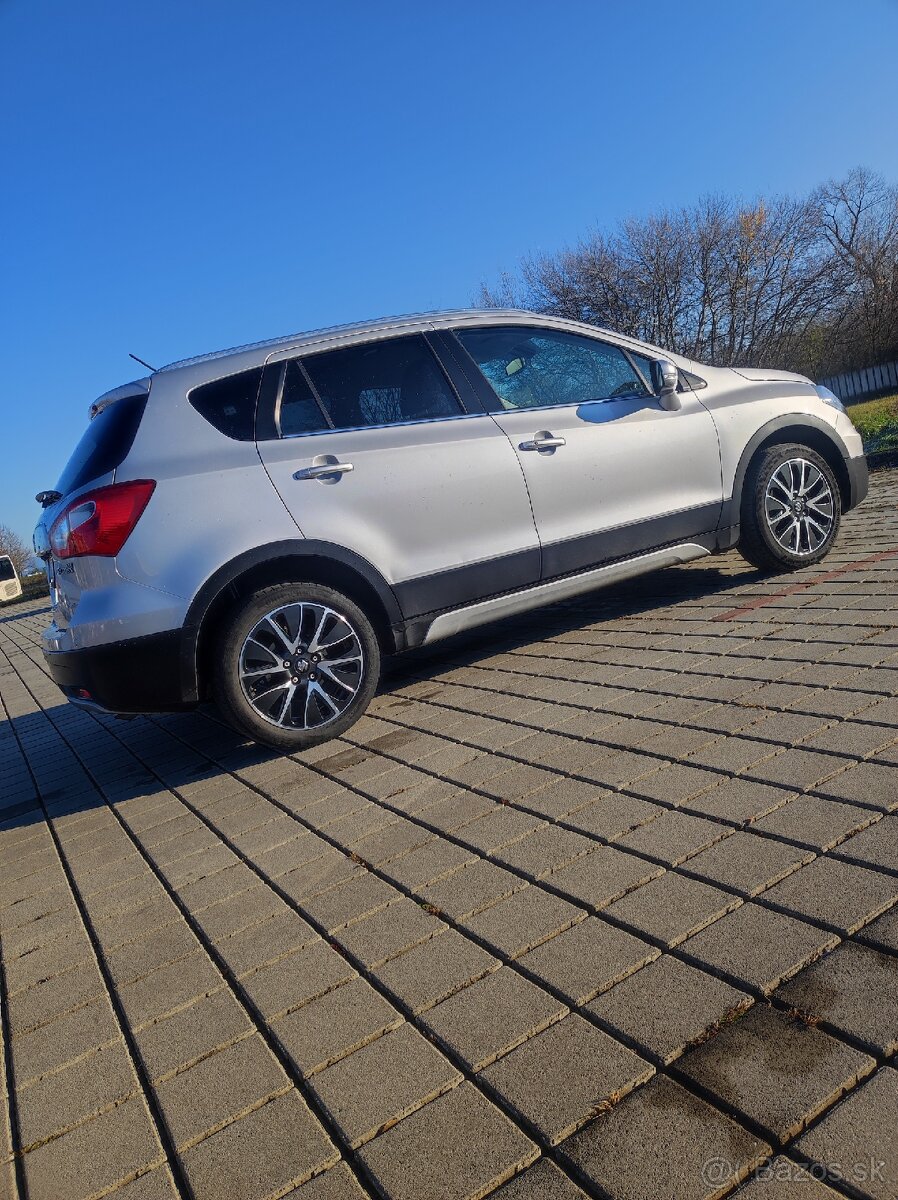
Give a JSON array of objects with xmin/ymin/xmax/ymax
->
[
  {"xmin": 213, "ymin": 581, "xmax": 381, "ymax": 752},
  {"xmin": 738, "ymin": 443, "xmax": 841, "ymax": 573}
]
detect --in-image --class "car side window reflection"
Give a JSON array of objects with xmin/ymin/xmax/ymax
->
[
  {"xmin": 276, "ymin": 335, "xmax": 464, "ymax": 438},
  {"xmin": 456, "ymin": 326, "xmax": 651, "ymax": 411}
]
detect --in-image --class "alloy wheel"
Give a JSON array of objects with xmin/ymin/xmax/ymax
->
[
  {"xmin": 238, "ymin": 601, "xmax": 364, "ymax": 729},
  {"xmin": 764, "ymin": 458, "xmax": 835, "ymax": 556}
]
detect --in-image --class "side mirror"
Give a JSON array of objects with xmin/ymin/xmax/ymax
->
[{"xmin": 654, "ymin": 359, "xmax": 681, "ymax": 411}]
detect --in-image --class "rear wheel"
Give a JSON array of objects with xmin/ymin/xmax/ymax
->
[
  {"xmin": 213, "ymin": 582, "xmax": 380, "ymax": 751},
  {"xmin": 738, "ymin": 443, "xmax": 841, "ymax": 572}
]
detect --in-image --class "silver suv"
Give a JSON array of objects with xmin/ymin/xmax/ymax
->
[{"xmin": 34, "ymin": 309, "xmax": 868, "ymax": 750}]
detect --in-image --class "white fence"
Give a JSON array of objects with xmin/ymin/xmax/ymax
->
[{"xmin": 818, "ymin": 361, "xmax": 898, "ymax": 403}]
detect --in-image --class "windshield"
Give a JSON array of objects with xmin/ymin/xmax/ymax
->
[{"xmin": 0, "ymin": 556, "xmax": 17, "ymax": 581}]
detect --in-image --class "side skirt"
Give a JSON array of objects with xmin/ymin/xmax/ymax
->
[{"xmin": 417, "ymin": 542, "xmax": 712, "ymax": 646}]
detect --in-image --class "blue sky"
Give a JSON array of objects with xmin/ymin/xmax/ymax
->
[{"xmin": 2, "ymin": 0, "xmax": 897, "ymax": 545}]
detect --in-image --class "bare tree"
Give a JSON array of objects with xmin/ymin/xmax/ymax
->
[
  {"xmin": 478, "ymin": 170, "xmax": 898, "ymax": 378},
  {"xmin": 0, "ymin": 525, "xmax": 29, "ymax": 577},
  {"xmin": 815, "ymin": 168, "xmax": 898, "ymax": 371}
]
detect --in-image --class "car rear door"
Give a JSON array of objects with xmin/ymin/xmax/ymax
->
[
  {"xmin": 255, "ymin": 331, "xmax": 540, "ymax": 619},
  {"xmin": 451, "ymin": 325, "xmax": 723, "ymax": 578}
]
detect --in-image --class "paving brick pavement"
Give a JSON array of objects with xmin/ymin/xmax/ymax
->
[{"xmin": 1, "ymin": 468, "xmax": 897, "ymax": 1199}]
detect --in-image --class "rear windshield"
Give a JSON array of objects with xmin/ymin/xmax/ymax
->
[
  {"xmin": 0, "ymin": 557, "xmax": 16, "ymax": 581},
  {"xmin": 56, "ymin": 393, "xmax": 148, "ymax": 496}
]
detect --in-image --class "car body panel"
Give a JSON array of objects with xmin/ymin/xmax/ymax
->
[
  {"xmin": 489, "ymin": 391, "xmax": 723, "ymax": 578},
  {"xmin": 256, "ymin": 412, "xmax": 541, "ymax": 612}
]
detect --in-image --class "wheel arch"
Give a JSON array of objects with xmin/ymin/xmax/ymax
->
[
  {"xmin": 724, "ymin": 416, "xmax": 853, "ymax": 527},
  {"xmin": 181, "ymin": 541, "xmax": 404, "ymax": 703}
]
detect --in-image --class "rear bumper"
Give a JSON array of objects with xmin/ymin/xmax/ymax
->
[
  {"xmin": 846, "ymin": 453, "xmax": 869, "ymax": 511},
  {"xmin": 44, "ymin": 629, "xmax": 190, "ymax": 715}
]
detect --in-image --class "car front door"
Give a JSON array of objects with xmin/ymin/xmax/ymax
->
[
  {"xmin": 452, "ymin": 325, "xmax": 723, "ymax": 578},
  {"xmin": 255, "ymin": 332, "xmax": 540, "ymax": 619}
]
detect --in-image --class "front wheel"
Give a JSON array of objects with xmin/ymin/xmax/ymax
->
[
  {"xmin": 738, "ymin": 443, "xmax": 841, "ymax": 573},
  {"xmin": 213, "ymin": 582, "xmax": 381, "ymax": 752}
]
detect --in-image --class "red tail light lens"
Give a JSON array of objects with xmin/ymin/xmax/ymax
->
[{"xmin": 49, "ymin": 480, "xmax": 156, "ymax": 559}]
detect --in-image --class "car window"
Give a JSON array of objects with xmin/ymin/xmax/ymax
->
[
  {"xmin": 456, "ymin": 326, "xmax": 651, "ymax": 411},
  {"xmin": 626, "ymin": 349, "xmax": 657, "ymax": 392},
  {"xmin": 278, "ymin": 361, "xmax": 329, "ymax": 437},
  {"xmin": 298, "ymin": 334, "xmax": 462, "ymax": 431},
  {"xmin": 189, "ymin": 367, "xmax": 263, "ymax": 440},
  {"xmin": 0, "ymin": 556, "xmax": 16, "ymax": 582},
  {"xmin": 56, "ymin": 392, "xmax": 149, "ymax": 495}
]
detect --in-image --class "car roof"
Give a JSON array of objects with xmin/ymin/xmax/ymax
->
[{"xmin": 155, "ymin": 308, "xmax": 686, "ymax": 377}]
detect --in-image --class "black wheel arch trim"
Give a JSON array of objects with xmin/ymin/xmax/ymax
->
[
  {"xmin": 180, "ymin": 540, "xmax": 405, "ymax": 702},
  {"xmin": 719, "ymin": 414, "xmax": 864, "ymax": 527}
]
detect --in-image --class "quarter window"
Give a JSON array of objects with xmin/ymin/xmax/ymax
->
[
  {"xmin": 455, "ymin": 326, "xmax": 651, "ymax": 411},
  {"xmin": 188, "ymin": 368, "xmax": 262, "ymax": 441},
  {"xmin": 297, "ymin": 334, "xmax": 462, "ymax": 432}
]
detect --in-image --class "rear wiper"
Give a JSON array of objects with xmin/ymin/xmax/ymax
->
[{"xmin": 36, "ymin": 490, "xmax": 62, "ymax": 507}]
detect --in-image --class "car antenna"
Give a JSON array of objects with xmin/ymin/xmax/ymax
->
[{"xmin": 128, "ymin": 352, "xmax": 157, "ymax": 372}]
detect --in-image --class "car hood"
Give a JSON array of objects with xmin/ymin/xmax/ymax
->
[{"xmin": 730, "ymin": 366, "xmax": 813, "ymax": 385}]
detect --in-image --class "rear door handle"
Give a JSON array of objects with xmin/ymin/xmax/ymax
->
[
  {"xmin": 519, "ymin": 432, "xmax": 566, "ymax": 452},
  {"xmin": 293, "ymin": 460, "xmax": 354, "ymax": 480}
]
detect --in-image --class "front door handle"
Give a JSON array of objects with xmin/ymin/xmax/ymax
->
[
  {"xmin": 519, "ymin": 431, "xmax": 566, "ymax": 453},
  {"xmin": 293, "ymin": 458, "xmax": 354, "ymax": 481}
]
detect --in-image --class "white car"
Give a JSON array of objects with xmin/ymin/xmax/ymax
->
[{"xmin": 33, "ymin": 309, "xmax": 868, "ymax": 749}]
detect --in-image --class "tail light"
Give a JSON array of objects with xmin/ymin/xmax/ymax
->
[{"xmin": 49, "ymin": 480, "xmax": 156, "ymax": 559}]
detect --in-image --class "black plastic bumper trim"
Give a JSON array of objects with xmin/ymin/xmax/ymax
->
[{"xmin": 45, "ymin": 629, "xmax": 188, "ymax": 715}]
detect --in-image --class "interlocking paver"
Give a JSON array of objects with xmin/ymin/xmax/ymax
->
[
  {"xmin": 795, "ymin": 1066, "xmax": 898, "ymax": 1200},
  {"xmin": 117, "ymin": 950, "xmax": 224, "ymax": 1027},
  {"xmin": 335, "ymin": 895, "xmax": 446, "ymax": 966},
  {"xmin": 373, "ymin": 927, "xmax": 500, "ymax": 1012},
  {"xmin": 544, "ymin": 845, "xmax": 663, "ymax": 909},
  {"xmin": 272, "ymin": 976, "xmax": 403, "ymax": 1074},
  {"xmin": 775, "ymin": 941, "xmax": 898, "ymax": 1055},
  {"xmin": 419, "ymin": 857, "xmax": 524, "ymax": 918},
  {"xmin": 751, "ymin": 795, "xmax": 878, "ymax": 851},
  {"xmin": 606, "ymin": 870, "xmax": 740, "ymax": 947},
  {"xmin": 614, "ymin": 809, "xmax": 730, "ymax": 865},
  {"xmin": 17, "ymin": 1038, "xmax": 137, "ymax": 1147},
  {"xmin": 762, "ymin": 856, "xmax": 898, "ymax": 933},
  {"xmin": 462, "ymin": 884, "xmax": 584, "ymax": 958},
  {"xmin": 588, "ymin": 955, "xmax": 752, "ymax": 1064},
  {"xmin": 491, "ymin": 1158, "xmax": 591, "ymax": 1198},
  {"xmin": 481, "ymin": 1013, "xmax": 654, "ymax": 1144},
  {"xmin": 730, "ymin": 1158, "xmax": 842, "ymax": 1198},
  {"xmin": 310, "ymin": 1021, "xmax": 461, "ymax": 1147},
  {"xmin": 684, "ymin": 902, "xmax": 840, "ymax": 992},
  {"xmin": 357, "ymin": 1082, "xmax": 539, "ymax": 1200},
  {"xmin": 155, "ymin": 1033, "xmax": 289, "ymax": 1148},
  {"xmin": 422, "ymin": 966, "xmax": 568, "ymax": 1071},
  {"xmin": 557, "ymin": 1075, "xmax": 770, "ymax": 1199},
  {"xmin": 240, "ymin": 938, "xmax": 357, "ymax": 1020},
  {"xmin": 134, "ymin": 989, "xmax": 253, "ymax": 1080},
  {"xmin": 676, "ymin": 1005, "xmax": 875, "ymax": 1143},
  {"xmin": 180, "ymin": 1089, "xmax": 339, "ymax": 1198},
  {"xmin": 517, "ymin": 913, "xmax": 660, "ymax": 1004},
  {"xmin": 7, "ymin": 958, "xmax": 106, "ymax": 1034},
  {"xmin": 686, "ymin": 831, "xmax": 814, "ymax": 895},
  {"xmin": 21, "ymin": 1094, "xmax": 164, "ymax": 1200}
]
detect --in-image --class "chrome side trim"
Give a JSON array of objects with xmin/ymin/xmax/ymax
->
[{"xmin": 421, "ymin": 543, "xmax": 711, "ymax": 645}]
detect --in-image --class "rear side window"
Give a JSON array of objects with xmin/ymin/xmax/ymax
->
[
  {"xmin": 188, "ymin": 367, "xmax": 263, "ymax": 440},
  {"xmin": 297, "ymin": 334, "xmax": 462, "ymax": 433},
  {"xmin": 56, "ymin": 393, "xmax": 148, "ymax": 497}
]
